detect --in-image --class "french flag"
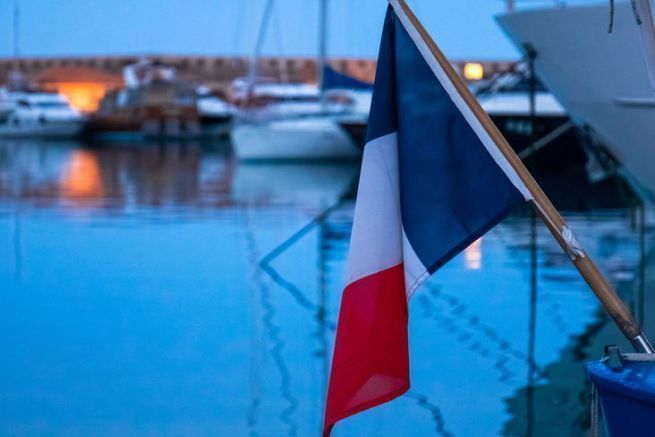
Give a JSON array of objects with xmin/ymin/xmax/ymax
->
[{"xmin": 323, "ymin": 1, "xmax": 534, "ymax": 435}]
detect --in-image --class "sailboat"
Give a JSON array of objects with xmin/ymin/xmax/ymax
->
[{"xmin": 230, "ymin": 0, "xmax": 362, "ymax": 160}]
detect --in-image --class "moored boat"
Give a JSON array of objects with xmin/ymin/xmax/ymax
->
[
  {"xmin": 497, "ymin": 2, "xmax": 655, "ymax": 197},
  {"xmin": 0, "ymin": 87, "xmax": 86, "ymax": 138},
  {"xmin": 588, "ymin": 349, "xmax": 655, "ymax": 436},
  {"xmin": 86, "ymin": 81, "xmax": 202, "ymax": 141},
  {"xmin": 86, "ymin": 59, "xmax": 233, "ymax": 142}
]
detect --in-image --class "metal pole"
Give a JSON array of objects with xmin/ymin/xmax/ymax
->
[
  {"xmin": 247, "ymin": 0, "xmax": 275, "ymax": 99},
  {"xmin": 526, "ymin": 45, "xmax": 538, "ymax": 437},
  {"xmin": 12, "ymin": 0, "xmax": 20, "ymax": 60},
  {"xmin": 318, "ymin": 0, "xmax": 329, "ymax": 107},
  {"xmin": 394, "ymin": 0, "xmax": 655, "ymax": 353},
  {"xmin": 507, "ymin": 0, "xmax": 514, "ymax": 12}
]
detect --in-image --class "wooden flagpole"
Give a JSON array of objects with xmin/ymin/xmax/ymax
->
[{"xmin": 394, "ymin": 0, "xmax": 654, "ymax": 353}]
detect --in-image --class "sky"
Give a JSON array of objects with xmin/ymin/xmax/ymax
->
[{"xmin": 0, "ymin": 0, "xmax": 601, "ymax": 60}]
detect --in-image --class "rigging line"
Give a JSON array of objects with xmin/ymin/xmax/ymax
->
[
  {"xmin": 609, "ymin": 0, "xmax": 643, "ymax": 33},
  {"xmin": 270, "ymin": 3, "xmax": 289, "ymax": 83},
  {"xmin": 609, "ymin": 0, "xmax": 615, "ymax": 33},
  {"xmin": 631, "ymin": 0, "xmax": 643, "ymax": 25},
  {"xmin": 248, "ymin": 0, "xmax": 276, "ymax": 95}
]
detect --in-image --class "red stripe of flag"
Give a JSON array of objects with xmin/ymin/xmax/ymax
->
[{"xmin": 323, "ymin": 263, "xmax": 410, "ymax": 436}]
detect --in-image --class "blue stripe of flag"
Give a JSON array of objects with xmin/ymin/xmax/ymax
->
[{"xmin": 366, "ymin": 6, "xmax": 525, "ymax": 274}]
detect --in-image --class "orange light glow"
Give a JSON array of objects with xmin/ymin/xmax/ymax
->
[
  {"xmin": 61, "ymin": 151, "xmax": 104, "ymax": 200},
  {"xmin": 54, "ymin": 82, "xmax": 107, "ymax": 112},
  {"xmin": 465, "ymin": 238, "xmax": 482, "ymax": 270}
]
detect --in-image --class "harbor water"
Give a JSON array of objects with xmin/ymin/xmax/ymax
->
[{"xmin": 0, "ymin": 140, "xmax": 649, "ymax": 436}]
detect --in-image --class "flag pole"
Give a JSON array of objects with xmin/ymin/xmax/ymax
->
[{"xmin": 394, "ymin": 0, "xmax": 654, "ymax": 353}]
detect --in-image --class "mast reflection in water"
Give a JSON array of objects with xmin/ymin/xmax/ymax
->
[{"xmin": 0, "ymin": 140, "xmax": 649, "ymax": 435}]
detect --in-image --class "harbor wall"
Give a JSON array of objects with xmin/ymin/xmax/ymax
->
[{"xmin": 0, "ymin": 56, "xmax": 517, "ymax": 111}]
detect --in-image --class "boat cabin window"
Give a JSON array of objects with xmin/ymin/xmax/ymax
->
[
  {"xmin": 35, "ymin": 102, "xmax": 69, "ymax": 109},
  {"xmin": 17, "ymin": 100, "xmax": 31, "ymax": 108}
]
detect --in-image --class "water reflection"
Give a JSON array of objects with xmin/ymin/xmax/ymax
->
[
  {"xmin": 464, "ymin": 239, "xmax": 482, "ymax": 270},
  {"xmin": 0, "ymin": 139, "xmax": 650, "ymax": 436},
  {"xmin": 60, "ymin": 150, "xmax": 105, "ymax": 201},
  {"xmin": 0, "ymin": 140, "xmax": 358, "ymax": 213},
  {"xmin": 12, "ymin": 207, "xmax": 22, "ymax": 280},
  {"xmin": 244, "ymin": 211, "xmax": 299, "ymax": 437},
  {"xmin": 0, "ymin": 140, "xmax": 235, "ymax": 211}
]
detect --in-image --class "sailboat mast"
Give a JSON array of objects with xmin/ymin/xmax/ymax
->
[
  {"xmin": 318, "ymin": 0, "xmax": 328, "ymax": 102},
  {"xmin": 247, "ymin": 0, "xmax": 275, "ymax": 98},
  {"xmin": 12, "ymin": 0, "xmax": 20, "ymax": 60}
]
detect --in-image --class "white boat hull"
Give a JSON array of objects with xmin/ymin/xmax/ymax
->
[
  {"xmin": 0, "ymin": 89, "xmax": 86, "ymax": 139},
  {"xmin": 498, "ymin": 3, "xmax": 655, "ymax": 196},
  {"xmin": 231, "ymin": 116, "xmax": 360, "ymax": 161},
  {"xmin": 0, "ymin": 120, "xmax": 84, "ymax": 138}
]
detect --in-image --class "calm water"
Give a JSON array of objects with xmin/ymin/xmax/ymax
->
[{"xmin": 0, "ymin": 140, "xmax": 648, "ymax": 436}]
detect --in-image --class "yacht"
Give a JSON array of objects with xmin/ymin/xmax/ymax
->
[
  {"xmin": 0, "ymin": 88, "xmax": 86, "ymax": 138},
  {"xmin": 497, "ymin": 1, "xmax": 655, "ymax": 196},
  {"xmin": 87, "ymin": 59, "xmax": 234, "ymax": 141}
]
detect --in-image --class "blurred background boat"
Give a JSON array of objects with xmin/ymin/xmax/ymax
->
[
  {"xmin": 498, "ymin": 1, "xmax": 655, "ymax": 198},
  {"xmin": 0, "ymin": 72, "xmax": 86, "ymax": 138},
  {"xmin": 230, "ymin": 0, "xmax": 364, "ymax": 161},
  {"xmin": 85, "ymin": 59, "xmax": 234, "ymax": 142}
]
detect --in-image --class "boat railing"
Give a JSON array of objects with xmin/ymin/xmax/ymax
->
[{"xmin": 504, "ymin": 0, "xmax": 599, "ymax": 11}]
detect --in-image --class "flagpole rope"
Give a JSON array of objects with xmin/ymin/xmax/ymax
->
[
  {"xmin": 609, "ymin": 0, "xmax": 615, "ymax": 32},
  {"xmin": 632, "ymin": 0, "xmax": 643, "ymax": 25},
  {"xmin": 609, "ymin": 0, "xmax": 643, "ymax": 33}
]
